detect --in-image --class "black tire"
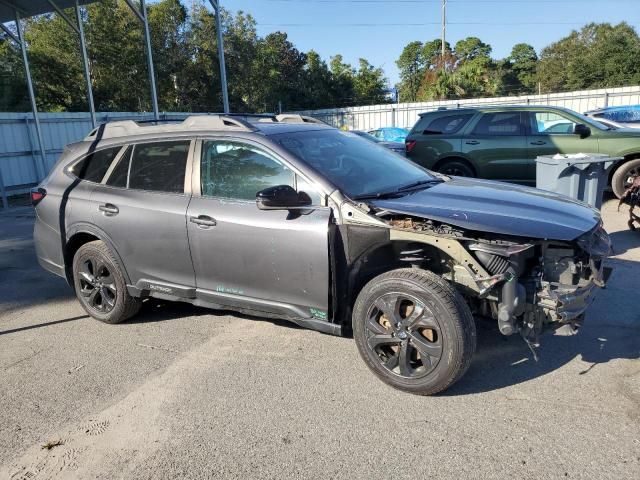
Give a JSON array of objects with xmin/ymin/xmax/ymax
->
[
  {"xmin": 72, "ymin": 240, "xmax": 141, "ymax": 324},
  {"xmin": 436, "ymin": 159, "xmax": 475, "ymax": 178},
  {"xmin": 611, "ymin": 158, "xmax": 640, "ymax": 199},
  {"xmin": 353, "ymin": 268, "xmax": 476, "ymax": 395}
]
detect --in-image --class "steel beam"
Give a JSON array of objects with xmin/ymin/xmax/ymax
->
[
  {"xmin": 209, "ymin": 0, "xmax": 229, "ymax": 113},
  {"xmin": 124, "ymin": 0, "xmax": 159, "ymax": 120},
  {"xmin": 46, "ymin": 0, "xmax": 79, "ymax": 34},
  {"xmin": 14, "ymin": 10, "xmax": 47, "ymax": 181},
  {"xmin": 75, "ymin": 0, "xmax": 96, "ymax": 127},
  {"xmin": 0, "ymin": 22, "xmax": 19, "ymax": 43}
]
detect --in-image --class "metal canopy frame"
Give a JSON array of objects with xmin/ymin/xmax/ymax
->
[{"xmin": 0, "ymin": 0, "xmax": 230, "ymax": 208}]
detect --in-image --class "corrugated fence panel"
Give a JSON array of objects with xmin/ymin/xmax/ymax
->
[
  {"xmin": 0, "ymin": 111, "xmax": 191, "ymax": 192},
  {"xmin": 1, "ymin": 87, "xmax": 639, "ymax": 192},
  {"xmin": 296, "ymin": 85, "xmax": 640, "ymax": 131}
]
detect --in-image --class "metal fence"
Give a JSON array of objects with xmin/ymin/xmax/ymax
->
[
  {"xmin": 296, "ymin": 85, "xmax": 640, "ymax": 131},
  {"xmin": 1, "ymin": 85, "xmax": 640, "ymax": 207},
  {"xmin": 0, "ymin": 111, "xmax": 192, "ymax": 206}
]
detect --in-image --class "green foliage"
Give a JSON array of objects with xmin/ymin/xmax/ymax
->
[
  {"xmin": 397, "ymin": 23, "xmax": 640, "ymax": 101},
  {"xmin": 538, "ymin": 22, "xmax": 640, "ymax": 93},
  {"xmin": 0, "ymin": 0, "xmax": 388, "ymax": 113}
]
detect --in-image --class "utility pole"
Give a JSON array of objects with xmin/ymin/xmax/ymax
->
[{"xmin": 441, "ymin": 0, "xmax": 447, "ymax": 68}]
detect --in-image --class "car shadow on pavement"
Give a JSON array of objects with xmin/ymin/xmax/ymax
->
[
  {"xmin": 442, "ymin": 318, "xmax": 639, "ymax": 396},
  {"xmin": 609, "ymin": 228, "xmax": 640, "ymax": 255}
]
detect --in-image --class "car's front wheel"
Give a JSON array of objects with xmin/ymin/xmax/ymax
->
[
  {"xmin": 72, "ymin": 240, "xmax": 141, "ymax": 324},
  {"xmin": 353, "ymin": 268, "xmax": 476, "ymax": 395}
]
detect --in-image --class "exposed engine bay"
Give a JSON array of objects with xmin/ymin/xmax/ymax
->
[{"xmin": 370, "ymin": 213, "xmax": 613, "ymax": 357}]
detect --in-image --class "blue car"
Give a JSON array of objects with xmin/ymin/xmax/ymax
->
[
  {"xmin": 586, "ymin": 105, "xmax": 640, "ymax": 129},
  {"xmin": 367, "ymin": 127, "xmax": 409, "ymax": 143}
]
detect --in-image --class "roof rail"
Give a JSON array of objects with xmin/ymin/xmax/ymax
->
[
  {"xmin": 84, "ymin": 114, "xmax": 258, "ymax": 141},
  {"xmin": 275, "ymin": 114, "xmax": 327, "ymax": 125}
]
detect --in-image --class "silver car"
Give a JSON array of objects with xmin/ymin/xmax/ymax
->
[{"xmin": 33, "ymin": 114, "xmax": 611, "ymax": 395}]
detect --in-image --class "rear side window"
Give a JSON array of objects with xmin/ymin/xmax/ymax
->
[
  {"xmin": 473, "ymin": 112, "xmax": 523, "ymax": 136},
  {"xmin": 72, "ymin": 146, "xmax": 122, "ymax": 183},
  {"xmin": 423, "ymin": 114, "xmax": 473, "ymax": 135},
  {"xmin": 127, "ymin": 141, "xmax": 190, "ymax": 194}
]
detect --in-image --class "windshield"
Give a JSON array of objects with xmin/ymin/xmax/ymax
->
[{"xmin": 272, "ymin": 129, "xmax": 436, "ymax": 198}]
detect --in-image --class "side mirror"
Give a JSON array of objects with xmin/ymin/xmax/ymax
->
[
  {"xmin": 574, "ymin": 123, "xmax": 591, "ymax": 138},
  {"xmin": 256, "ymin": 185, "xmax": 308, "ymax": 210}
]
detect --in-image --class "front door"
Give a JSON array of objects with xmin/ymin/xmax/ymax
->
[
  {"xmin": 526, "ymin": 111, "xmax": 600, "ymax": 167},
  {"xmin": 90, "ymin": 139, "xmax": 195, "ymax": 293},
  {"xmin": 186, "ymin": 139, "xmax": 331, "ymax": 318},
  {"xmin": 463, "ymin": 111, "xmax": 530, "ymax": 183}
]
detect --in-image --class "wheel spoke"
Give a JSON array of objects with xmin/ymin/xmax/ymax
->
[
  {"xmin": 384, "ymin": 352, "xmax": 399, "ymax": 370},
  {"xmin": 80, "ymin": 284, "xmax": 94, "ymax": 297},
  {"xmin": 398, "ymin": 341, "xmax": 411, "ymax": 376},
  {"xmin": 367, "ymin": 334, "xmax": 401, "ymax": 350},
  {"xmin": 79, "ymin": 259, "xmax": 95, "ymax": 284},
  {"xmin": 367, "ymin": 317, "xmax": 389, "ymax": 335},
  {"xmin": 374, "ymin": 296, "xmax": 400, "ymax": 324},
  {"xmin": 410, "ymin": 314, "xmax": 438, "ymax": 330},
  {"xmin": 101, "ymin": 287, "xmax": 115, "ymax": 307},
  {"xmin": 87, "ymin": 288, "xmax": 99, "ymax": 307},
  {"xmin": 409, "ymin": 332, "xmax": 443, "ymax": 363}
]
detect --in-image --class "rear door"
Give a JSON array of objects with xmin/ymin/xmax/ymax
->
[
  {"xmin": 186, "ymin": 138, "xmax": 331, "ymax": 319},
  {"xmin": 463, "ymin": 111, "xmax": 530, "ymax": 183},
  {"xmin": 91, "ymin": 139, "xmax": 195, "ymax": 293}
]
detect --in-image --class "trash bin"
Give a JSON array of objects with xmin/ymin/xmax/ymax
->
[{"xmin": 535, "ymin": 153, "xmax": 621, "ymax": 209}]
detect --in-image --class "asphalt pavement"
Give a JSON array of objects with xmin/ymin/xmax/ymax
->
[{"xmin": 0, "ymin": 198, "xmax": 638, "ymax": 479}]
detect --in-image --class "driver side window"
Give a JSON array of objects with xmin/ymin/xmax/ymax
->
[
  {"xmin": 201, "ymin": 141, "xmax": 322, "ymax": 205},
  {"xmin": 530, "ymin": 112, "xmax": 577, "ymax": 135}
]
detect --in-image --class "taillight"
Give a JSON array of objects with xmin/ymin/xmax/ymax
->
[
  {"xmin": 31, "ymin": 187, "xmax": 46, "ymax": 206},
  {"xmin": 405, "ymin": 140, "xmax": 417, "ymax": 153}
]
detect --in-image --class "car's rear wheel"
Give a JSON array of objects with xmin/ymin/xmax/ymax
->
[
  {"xmin": 436, "ymin": 159, "xmax": 475, "ymax": 178},
  {"xmin": 353, "ymin": 268, "xmax": 476, "ymax": 395},
  {"xmin": 612, "ymin": 158, "xmax": 640, "ymax": 199},
  {"xmin": 72, "ymin": 240, "xmax": 141, "ymax": 324}
]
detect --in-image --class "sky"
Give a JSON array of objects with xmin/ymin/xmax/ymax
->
[{"xmin": 214, "ymin": 0, "xmax": 640, "ymax": 85}]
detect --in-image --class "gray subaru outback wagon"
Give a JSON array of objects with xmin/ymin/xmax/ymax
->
[{"xmin": 33, "ymin": 114, "xmax": 611, "ymax": 395}]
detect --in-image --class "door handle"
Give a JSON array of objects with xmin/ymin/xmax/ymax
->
[
  {"xmin": 98, "ymin": 203, "xmax": 119, "ymax": 215},
  {"xmin": 465, "ymin": 140, "xmax": 480, "ymax": 145},
  {"xmin": 190, "ymin": 215, "xmax": 217, "ymax": 227},
  {"xmin": 530, "ymin": 140, "xmax": 547, "ymax": 146}
]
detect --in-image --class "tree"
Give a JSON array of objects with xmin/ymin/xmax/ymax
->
[
  {"xmin": 353, "ymin": 59, "xmax": 387, "ymax": 105},
  {"xmin": 396, "ymin": 41, "xmax": 425, "ymax": 102},
  {"xmin": 509, "ymin": 43, "xmax": 538, "ymax": 92},
  {"xmin": 537, "ymin": 22, "xmax": 640, "ymax": 93},
  {"xmin": 454, "ymin": 37, "xmax": 491, "ymax": 64}
]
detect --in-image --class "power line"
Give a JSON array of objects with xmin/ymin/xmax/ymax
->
[{"xmin": 259, "ymin": 21, "xmax": 638, "ymax": 27}]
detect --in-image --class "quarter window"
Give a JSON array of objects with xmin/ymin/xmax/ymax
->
[
  {"xmin": 201, "ymin": 141, "xmax": 294, "ymax": 201},
  {"xmin": 105, "ymin": 146, "xmax": 132, "ymax": 188},
  {"xmin": 424, "ymin": 114, "xmax": 473, "ymax": 135},
  {"xmin": 127, "ymin": 141, "xmax": 190, "ymax": 194},
  {"xmin": 473, "ymin": 112, "xmax": 523, "ymax": 136},
  {"xmin": 72, "ymin": 146, "xmax": 122, "ymax": 183}
]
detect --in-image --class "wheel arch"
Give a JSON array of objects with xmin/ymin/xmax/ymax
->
[
  {"xmin": 432, "ymin": 156, "xmax": 478, "ymax": 176},
  {"xmin": 64, "ymin": 223, "xmax": 132, "ymax": 286}
]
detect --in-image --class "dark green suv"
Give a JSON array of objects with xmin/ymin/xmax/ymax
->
[{"xmin": 405, "ymin": 105, "xmax": 640, "ymax": 198}]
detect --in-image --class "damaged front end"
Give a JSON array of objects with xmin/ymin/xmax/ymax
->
[{"xmin": 383, "ymin": 215, "xmax": 612, "ymax": 355}]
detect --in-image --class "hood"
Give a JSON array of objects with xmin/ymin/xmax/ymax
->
[{"xmin": 371, "ymin": 177, "xmax": 600, "ymax": 241}]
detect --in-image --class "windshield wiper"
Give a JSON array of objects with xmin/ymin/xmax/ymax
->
[
  {"xmin": 397, "ymin": 179, "xmax": 443, "ymax": 191},
  {"xmin": 353, "ymin": 178, "xmax": 442, "ymax": 201}
]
